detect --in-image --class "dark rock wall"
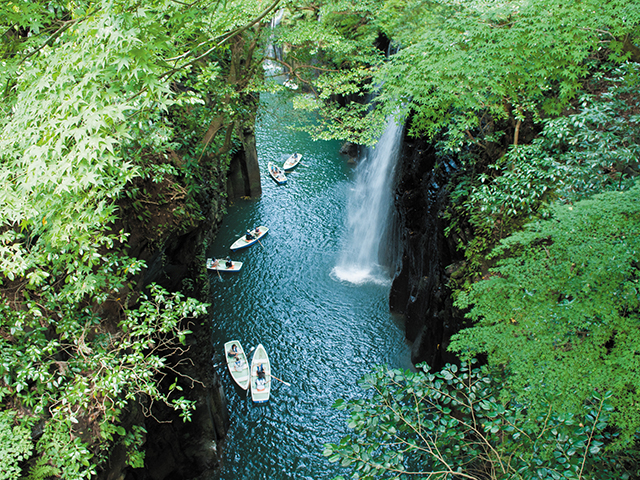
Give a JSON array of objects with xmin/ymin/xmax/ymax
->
[
  {"xmin": 122, "ymin": 104, "xmax": 264, "ymax": 479},
  {"xmin": 227, "ymin": 124, "xmax": 262, "ymax": 199},
  {"xmin": 115, "ymin": 191, "xmax": 230, "ymax": 480},
  {"xmin": 98, "ymin": 153, "xmax": 242, "ymax": 480},
  {"xmin": 389, "ymin": 134, "xmax": 466, "ymax": 371},
  {"xmin": 126, "ymin": 227, "xmax": 230, "ymax": 480}
]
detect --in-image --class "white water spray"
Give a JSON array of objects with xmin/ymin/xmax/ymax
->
[{"xmin": 333, "ymin": 117, "xmax": 404, "ymax": 285}]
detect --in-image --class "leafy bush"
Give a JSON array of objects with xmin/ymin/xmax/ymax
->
[
  {"xmin": 0, "ymin": 283, "xmax": 208, "ymax": 478},
  {"xmin": 451, "ymin": 181, "xmax": 640, "ymax": 448},
  {"xmin": 325, "ymin": 360, "xmax": 629, "ymax": 480},
  {"xmin": 538, "ymin": 63, "xmax": 640, "ymax": 202},
  {"xmin": 445, "ymin": 63, "xmax": 640, "ymax": 284},
  {"xmin": 0, "ymin": 411, "xmax": 33, "ymax": 480}
]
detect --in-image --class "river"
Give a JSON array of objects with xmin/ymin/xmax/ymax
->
[{"xmin": 207, "ymin": 93, "xmax": 412, "ymax": 480}]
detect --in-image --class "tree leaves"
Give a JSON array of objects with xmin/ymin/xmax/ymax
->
[
  {"xmin": 326, "ymin": 362, "xmax": 627, "ymax": 479},
  {"xmin": 282, "ymin": 0, "xmax": 640, "ymax": 148},
  {"xmin": 452, "ymin": 182, "xmax": 640, "ymax": 447},
  {"xmin": 0, "ymin": 283, "xmax": 209, "ymax": 477}
]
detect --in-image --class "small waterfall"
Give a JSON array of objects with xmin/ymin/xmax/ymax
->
[
  {"xmin": 333, "ymin": 117, "xmax": 404, "ymax": 285},
  {"xmin": 263, "ymin": 9, "xmax": 285, "ymax": 75}
]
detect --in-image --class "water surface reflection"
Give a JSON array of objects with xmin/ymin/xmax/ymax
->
[{"xmin": 208, "ymin": 93, "xmax": 412, "ymax": 480}]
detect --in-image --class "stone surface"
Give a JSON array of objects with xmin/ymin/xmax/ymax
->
[{"xmin": 389, "ymin": 133, "xmax": 466, "ymax": 371}]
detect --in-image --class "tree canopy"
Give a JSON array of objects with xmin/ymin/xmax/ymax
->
[
  {"xmin": 324, "ymin": 361, "xmax": 633, "ymax": 480},
  {"xmin": 278, "ymin": 0, "xmax": 640, "ymax": 147},
  {"xmin": 0, "ymin": 0, "xmax": 282, "ymax": 477},
  {"xmin": 451, "ymin": 183, "xmax": 640, "ymax": 446}
]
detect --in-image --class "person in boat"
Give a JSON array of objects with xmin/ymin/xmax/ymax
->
[
  {"xmin": 234, "ymin": 357, "xmax": 244, "ymax": 370},
  {"xmin": 210, "ymin": 258, "xmax": 219, "ymax": 268},
  {"xmin": 256, "ymin": 363, "xmax": 266, "ymax": 390},
  {"xmin": 225, "ymin": 256, "xmax": 233, "ymax": 268},
  {"xmin": 228, "ymin": 343, "xmax": 239, "ymax": 360},
  {"xmin": 253, "ymin": 227, "xmax": 260, "ymax": 237},
  {"xmin": 245, "ymin": 229, "xmax": 253, "ymax": 240}
]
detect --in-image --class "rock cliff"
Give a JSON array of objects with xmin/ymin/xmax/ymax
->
[
  {"xmin": 389, "ymin": 134, "xmax": 466, "ymax": 371},
  {"xmin": 99, "ymin": 138, "xmax": 261, "ymax": 479}
]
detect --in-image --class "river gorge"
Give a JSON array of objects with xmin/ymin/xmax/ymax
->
[{"xmin": 206, "ymin": 92, "xmax": 413, "ymax": 479}]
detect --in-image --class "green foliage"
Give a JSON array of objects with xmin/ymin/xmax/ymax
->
[
  {"xmin": 451, "ymin": 182, "xmax": 640, "ymax": 447},
  {"xmin": 0, "ymin": 283, "xmax": 208, "ymax": 477},
  {"xmin": 283, "ymin": 0, "xmax": 640, "ymax": 147},
  {"xmin": 0, "ymin": 411, "xmax": 33, "ymax": 480},
  {"xmin": 325, "ymin": 361, "xmax": 629, "ymax": 480},
  {"xmin": 122, "ymin": 425, "xmax": 147, "ymax": 468},
  {"xmin": 379, "ymin": 0, "xmax": 639, "ymax": 144},
  {"xmin": 0, "ymin": 0, "xmax": 279, "ymax": 296},
  {"xmin": 537, "ymin": 63, "xmax": 640, "ymax": 202},
  {"xmin": 471, "ymin": 145, "xmax": 558, "ymax": 225},
  {"xmin": 443, "ymin": 62, "xmax": 640, "ymax": 287},
  {"xmin": 275, "ymin": 1, "xmax": 388, "ymax": 144}
]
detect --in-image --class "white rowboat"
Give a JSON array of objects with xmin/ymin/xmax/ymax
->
[
  {"xmin": 206, "ymin": 258, "xmax": 242, "ymax": 272},
  {"xmin": 268, "ymin": 161, "xmax": 287, "ymax": 184},
  {"xmin": 283, "ymin": 153, "xmax": 302, "ymax": 170},
  {"xmin": 230, "ymin": 226, "xmax": 269, "ymax": 251},
  {"xmin": 223, "ymin": 340, "xmax": 250, "ymax": 390},
  {"xmin": 250, "ymin": 344, "xmax": 271, "ymax": 403}
]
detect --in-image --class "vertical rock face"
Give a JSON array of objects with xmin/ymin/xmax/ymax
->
[
  {"xmin": 389, "ymin": 134, "xmax": 466, "ymax": 371},
  {"xmin": 124, "ymin": 228, "xmax": 230, "ymax": 480},
  {"xmin": 101, "ymin": 191, "xmax": 231, "ymax": 480},
  {"xmin": 227, "ymin": 124, "xmax": 262, "ymax": 199},
  {"xmin": 99, "ymin": 156, "xmax": 235, "ymax": 480}
]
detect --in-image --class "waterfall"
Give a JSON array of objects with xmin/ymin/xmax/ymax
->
[
  {"xmin": 263, "ymin": 9, "xmax": 285, "ymax": 75},
  {"xmin": 333, "ymin": 117, "xmax": 404, "ymax": 285}
]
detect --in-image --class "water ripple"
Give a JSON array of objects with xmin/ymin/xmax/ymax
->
[{"xmin": 207, "ymin": 93, "xmax": 412, "ymax": 480}]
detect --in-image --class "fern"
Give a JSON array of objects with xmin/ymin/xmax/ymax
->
[{"xmin": 0, "ymin": 411, "xmax": 33, "ymax": 480}]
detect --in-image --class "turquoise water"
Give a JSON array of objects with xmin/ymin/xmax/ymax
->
[{"xmin": 207, "ymin": 93, "xmax": 412, "ymax": 480}]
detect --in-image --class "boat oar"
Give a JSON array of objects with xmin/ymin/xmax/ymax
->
[
  {"xmin": 216, "ymin": 269, "xmax": 223, "ymax": 281},
  {"xmin": 257, "ymin": 238, "xmax": 266, "ymax": 251},
  {"xmin": 270, "ymin": 374, "xmax": 291, "ymax": 387}
]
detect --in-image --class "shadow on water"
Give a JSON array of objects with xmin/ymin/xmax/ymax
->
[{"xmin": 207, "ymin": 93, "xmax": 412, "ymax": 480}]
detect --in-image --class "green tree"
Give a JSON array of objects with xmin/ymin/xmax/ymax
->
[
  {"xmin": 0, "ymin": 283, "xmax": 209, "ymax": 478},
  {"xmin": 273, "ymin": 0, "xmax": 389, "ymax": 144},
  {"xmin": 443, "ymin": 62, "xmax": 640, "ymax": 284},
  {"xmin": 376, "ymin": 0, "xmax": 640, "ymax": 146},
  {"xmin": 324, "ymin": 361, "xmax": 629, "ymax": 479},
  {"xmin": 281, "ymin": 0, "xmax": 640, "ymax": 149},
  {"xmin": 451, "ymin": 182, "xmax": 640, "ymax": 448},
  {"xmin": 0, "ymin": 0, "xmax": 282, "ymax": 476}
]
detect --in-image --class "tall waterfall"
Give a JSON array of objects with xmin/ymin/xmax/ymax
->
[
  {"xmin": 334, "ymin": 117, "xmax": 404, "ymax": 285},
  {"xmin": 263, "ymin": 9, "xmax": 285, "ymax": 75}
]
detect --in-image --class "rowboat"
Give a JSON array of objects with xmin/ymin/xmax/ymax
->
[
  {"xmin": 230, "ymin": 226, "xmax": 269, "ymax": 251},
  {"xmin": 250, "ymin": 344, "xmax": 271, "ymax": 403},
  {"xmin": 268, "ymin": 161, "xmax": 287, "ymax": 184},
  {"xmin": 223, "ymin": 340, "xmax": 250, "ymax": 390},
  {"xmin": 283, "ymin": 153, "xmax": 302, "ymax": 171},
  {"xmin": 206, "ymin": 258, "xmax": 242, "ymax": 272}
]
